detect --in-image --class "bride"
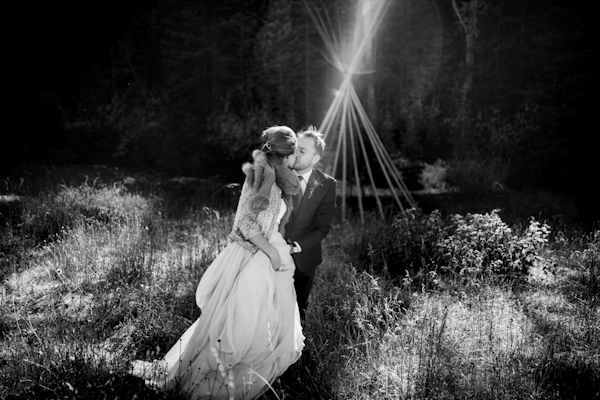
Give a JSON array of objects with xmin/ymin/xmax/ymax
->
[{"xmin": 131, "ymin": 126, "xmax": 305, "ymax": 399}]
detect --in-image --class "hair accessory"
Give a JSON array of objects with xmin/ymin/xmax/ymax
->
[{"xmin": 261, "ymin": 141, "xmax": 272, "ymax": 151}]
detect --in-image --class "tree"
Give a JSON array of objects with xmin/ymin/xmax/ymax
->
[
  {"xmin": 253, "ymin": 0, "xmax": 302, "ymax": 125},
  {"xmin": 374, "ymin": 0, "xmax": 446, "ymax": 159},
  {"xmin": 449, "ymin": 0, "xmax": 486, "ymax": 151},
  {"xmin": 451, "ymin": 0, "xmax": 485, "ymax": 102}
]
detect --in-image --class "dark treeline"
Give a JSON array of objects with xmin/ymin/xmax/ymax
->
[{"xmin": 1, "ymin": 0, "xmax": 594, "ymax": 220}]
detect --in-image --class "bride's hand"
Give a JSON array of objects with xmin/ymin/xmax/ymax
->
[
  {"xmin": 269, "ymin": 251, "xmax": 282, "ymax": 271},
  {"xmin": 249, "ymin": 235, "xmax": 283, "ymax": 271}
]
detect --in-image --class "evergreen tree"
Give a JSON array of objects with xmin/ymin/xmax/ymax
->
[
  {"xmin": 253, "ymin": 0, "xmax": 302, "ymax": 125},
  {"xmin": 375, "ymin": 0, "xmax": 448, "ymax": 159}
]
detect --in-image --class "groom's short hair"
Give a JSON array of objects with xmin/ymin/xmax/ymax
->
[{"xmin": 299, "ymin": 126, "xmax": 326, "ymax": 156}]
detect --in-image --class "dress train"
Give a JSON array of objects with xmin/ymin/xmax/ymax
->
[{"xmin": 131, "ymin": 227, "xmax": 304, "ymax": 399}]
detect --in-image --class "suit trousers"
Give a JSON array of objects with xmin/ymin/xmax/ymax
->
[{"xmin": 293, "ymin": 269, "xmax": 314, "ymax": 320}]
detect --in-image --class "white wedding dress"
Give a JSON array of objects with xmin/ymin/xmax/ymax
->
[{"xmin": 132, "ymin": 199, "xmax": 304, "ymax": 399}]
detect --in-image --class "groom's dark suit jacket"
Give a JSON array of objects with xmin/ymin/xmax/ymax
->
[{"xmin": 285, "ymin": 168, "xmax": 336, "ymax": 278}]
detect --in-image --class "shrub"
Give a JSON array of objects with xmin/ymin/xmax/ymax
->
[
  {"xmin": 20, "ymin": 181, "xmax": 151, "ymax": 244},
  {"xmin": 445, "ymin": 157, "xmax": 509, "ymax": 195},
  {"xmin": 419, "ymin": 159, "xmax": 449, "ymax": 193},
  {"xmin": 436, "ymin": 210, "xmax": 549, "ymax": 282},
  {"xmin": 569, "ymin": 230, "xmax": 600, "ymax": 294},
  {"xmin": 360, "ymin": 208, "xmax": 549, "ymax": 287},
  {"xmin": 389, "ymin": 208, "xmax": 445, "ymax": 279}
]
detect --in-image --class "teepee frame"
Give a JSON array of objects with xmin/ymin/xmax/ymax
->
[{"xmin": 304, "ymin": 0, "xmax": 416, "ymax": 223}]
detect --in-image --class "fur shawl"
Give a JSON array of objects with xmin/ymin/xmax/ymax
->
[{"xmin": 241, "ymin": 150, "xmax": 300, "ymax": 231}]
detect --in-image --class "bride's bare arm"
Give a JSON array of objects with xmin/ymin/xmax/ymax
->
[{"xmin": 249, "ymin": 234, "xmax": 282, "ymax": 270}]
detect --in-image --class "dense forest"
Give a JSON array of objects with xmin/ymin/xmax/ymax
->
[{"xmin": 2, "ymin": 0, "xmax": 594, "ymax": 222}]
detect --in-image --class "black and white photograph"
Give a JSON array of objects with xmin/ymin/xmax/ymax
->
[{"xmin": 1, "ymin": 0, "xmax": 596, "ymax": 399}]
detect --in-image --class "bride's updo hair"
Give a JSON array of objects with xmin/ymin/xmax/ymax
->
[{"xmin": 260, "ymin": 126, "xmax": 297, "ymax": 161}]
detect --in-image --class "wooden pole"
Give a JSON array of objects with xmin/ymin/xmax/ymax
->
[
  {"xmin": 340, "ymin": 89, "xmax": 350, "ymax": 220},
  {"xmin": 350, "ymin": 86, "xmax": 404, "ymax": 213},
  {"xmin": 348, "ymin": 95, "xmax": 384, "ymax": 220},
  {"xmin": 348, "ymin": 105, "xmax": 365, "ymax": 224}
]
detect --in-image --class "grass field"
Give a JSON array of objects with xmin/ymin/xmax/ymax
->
[{"xmin": 1, "ymin": 166, "xmax": 598, "ymax": 399}]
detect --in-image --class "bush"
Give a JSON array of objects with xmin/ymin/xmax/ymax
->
[
  {"xmin": 361, "ymin": 208, "xmax": 549, "ymax": 287},
  {"xmin": 569, "ymin": 230, "xmax": 600, "ymax": 294},
  {"xmin": 419, "ymin": 159, "xmax": 450, "ymax": 193},
  {"xmin": 446, "ymin": 158, "xmax": 509, "ymax": 195},
  {"xmin": 20, "ymin": 181, "xmax": 151, "ymax": 244},
  {"xmin": 389, "ymin": 208, "xmax": 445, "ymax": 279},
  {"xmin": 437, "ymin": 210, "xmax": 549, "ymax": 282}
]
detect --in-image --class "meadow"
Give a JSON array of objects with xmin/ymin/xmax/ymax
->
[{"xmin": 1, "ymin": 165, "xmax": 598, "ymax": 399}]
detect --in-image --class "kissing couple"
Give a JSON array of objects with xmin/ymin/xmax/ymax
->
[{"xmin": 132, "ymin": 125, "xmax": 336, "ymax": 399}]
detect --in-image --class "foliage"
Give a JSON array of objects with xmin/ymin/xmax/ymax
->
[
  {"xmin": 1, "ymin": 171, "xmax": 599, "ymax": 399},
  {"xmin": 473, "ymin": 107, "xmax": 541, "ymax": 161},
  {"xmin": 307, "ymin": 253, "xmax": 587, "ymax": 400},
  {"xmin": 569, "ymin": 230, "xmax": 600, "ymax": 295},
  {"xmin": 388, "ymin": 208, "xmax": 445, "ymax": 281},
  {"xmin": 206, "ymin": 90, "xmax": 275, "ymax": 164},
  {"xmin": 299, "ymin": 262, "xmax": 409, "ymax": 399},
  {"xmin": 418, "ymin": 159, "xmax": 449, "ymax": 193},
  {"xmin": 376, "ymin": 0, "xmax": 447, "ymax": 156},
  {"xmin": 0, "ymin": 177, "xmax": 231, "ymax": 399},
  {"xmin": 20, "ymin": 181, "xmax": 151, "ymax": 244},
  {"xmin": 365, "ymin": 208, "xmax": 550, "ymax": 286},
  {"xmin": 445, "ymin": 156, "xmax": 509, "ymax": 195},
  {"xmin": 437, "ymin": 210, "xmax": 549, "ymax": 281},
  {"xmin": 107, "ymin": 88, "xmax": 172, "ymax": 166},
  {"xmin": 253, "ymin": 0, "xmax": 301, "ymax": 123},
  {"xmin": 444, "ymin": 106, "xmax": 541, "ymax": 192},
  {"xmin": 4, "ymin": 0, "xmax": 593, "ymax": 228},
  {"xmin": 0, "ymin": 342, "xmax": 163, "ymax": 400},
  {"xmin": 317, "ymin": 209, "xmax": 597, "ymax": 400}
]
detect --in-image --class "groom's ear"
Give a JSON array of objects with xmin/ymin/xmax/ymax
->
[{"xmin": 312, "ymin": 154, "xmax": 321, "ymax": 165}]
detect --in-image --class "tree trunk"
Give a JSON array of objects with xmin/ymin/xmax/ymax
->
[
  {"xmin": 451, "ymin": 0, "xmax": 482, "ymax": 146},
  {"xmin": 452, "ymin": 0, "xmax": 481, "ymax": 99},
  {"xmin": 361, "ymin": 0, "xmax": 378, "ymax": 124},
  {"xmin": 464, "ymin": 0, "xmax": 477, "ymax": 95}
]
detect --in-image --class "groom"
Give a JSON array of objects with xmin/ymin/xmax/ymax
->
[{"xmin": 285, "ymin": 126, "xmax": 337, "ymax": 320}]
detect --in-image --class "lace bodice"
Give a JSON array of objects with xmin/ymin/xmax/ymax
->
[
  {"xmin": 276, "ymin": 198, "xmax": 287, "ymax": 224},
  {"xmin": 228, "ymin": 181, "xmax": 284, "ymax": 253}
]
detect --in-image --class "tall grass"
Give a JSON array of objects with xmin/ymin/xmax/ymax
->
[
  {"xmin": 293, "ymin": 212, "xmax": 599, "ymax": 400},
  {"xmin": 1, "ymin": 172, "xmax": 598, "ymax": 399},
  {"xmin": 307, "ymin": 280, "xmax": 543, "ymax": 399},
  {"xmin": 1, "ymin": 178, "xmax": 233, "ymax": 399}
]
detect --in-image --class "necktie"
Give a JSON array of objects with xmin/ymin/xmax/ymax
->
[
  {"xmin": 295, "ymin": 176, "xmax": 304, "ymax": 209},
  {"xmin": 299, "ymin": 175, "xmax": 306, "ymax": 195}
]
